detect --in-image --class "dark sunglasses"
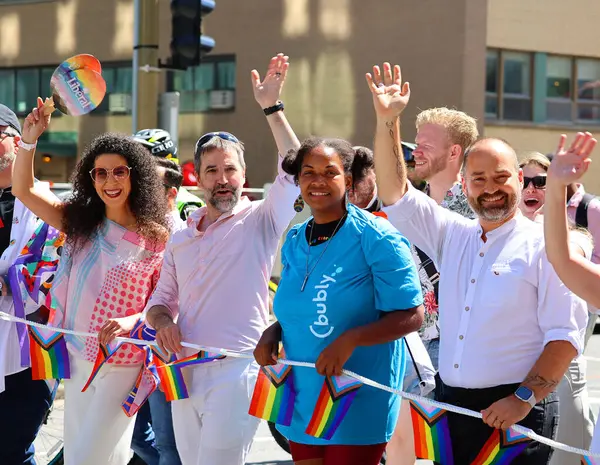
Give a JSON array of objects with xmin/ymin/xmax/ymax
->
[
  {"xmin": 195, "ymin": 131, "xmax": 240, "ymax": 153},
  {"xmin": 90, "ymin": 165, "xmax": 131, "ymax": 184},
  {"xmin": 402, "ymin": 143, "xmax": 416, "ymax": 162},
  {"xmin": 523, "ymin": 175, "xmax": 547, "ymax": 189}
]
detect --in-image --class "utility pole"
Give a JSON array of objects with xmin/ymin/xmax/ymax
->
[{"xmin": 132, "ymin": 0, "xmax": 160, "ymax": 133}]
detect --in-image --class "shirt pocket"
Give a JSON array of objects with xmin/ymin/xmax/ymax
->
[{"xmin": 485, "ymin": 262, "xmax": 531, "ymax": 310}]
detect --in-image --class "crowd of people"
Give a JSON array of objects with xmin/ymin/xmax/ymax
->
[{"xmin": 0, "ymin": 52, "xmax": 599, "ymax": 465}]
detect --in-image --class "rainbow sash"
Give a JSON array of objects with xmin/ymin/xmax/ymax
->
[
  {"xmin": 410, "ymin": 400, "xmax": 453, "ymax": 464},
  {"xmin": 470, "ymin": 428, "xmax": 530, "ymax": 464},
  {"xmin": 28, "ymin": 326, "xmax": 70, "ymax": 380},
  {"xmin": 305, "ymin": 375, "xmax": 362, "ymax": 440},
  {"xmin": 248, "ymin": 363, "xmax": 295, "ymax": 426}
]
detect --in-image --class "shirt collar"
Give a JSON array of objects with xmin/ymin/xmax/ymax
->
[{"xmin": 476, "ymin": 212, "xmax": 523, "ymax": 240}]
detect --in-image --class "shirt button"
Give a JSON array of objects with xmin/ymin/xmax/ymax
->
[
  {"xmin": 459, "ymin": 335, "xmax": 464, "ymax": 340},
  {"xmin": 471, "ymin": 279, "xmax": 475, "ymax": 283},
  {"xmin": 454, "ymin": 364, "xmax": 459, "ymax": 368},
  {"xmin": 479, "ymin": 252, "xmax": 484, "ymax": 257},
  {"xmin": 465, "ymin": 306, "xmax": 470, "ymax": 311}
]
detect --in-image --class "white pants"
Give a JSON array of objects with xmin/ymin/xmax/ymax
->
[
  {"xmin": 63, "ymin": 356, "xmax": 140, "ymax": 465},
  {"xmin": 171, "ymin": 357, "xmax": 260, "ymax": 465},
  {"xmin": 551, "ymin": 356, "xmax": 594, "ymax": 465}
]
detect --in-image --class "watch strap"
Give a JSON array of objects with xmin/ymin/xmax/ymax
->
[
  {"xmin": 263, "ymin": 101, "xmax": 284, "ymax": 116},
  {"xmin": 515, "ymin": 386, "xmax": 536, "ymax": 408}
]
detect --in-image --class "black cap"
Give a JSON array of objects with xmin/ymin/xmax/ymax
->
[{"xmin": 0, "ymin": 104, "xmax": 21, "ymax": 135}]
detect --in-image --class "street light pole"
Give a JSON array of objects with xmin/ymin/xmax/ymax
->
[{"xmin": 132, "ymin": 0, "xmax": 159, "ymax": 133}]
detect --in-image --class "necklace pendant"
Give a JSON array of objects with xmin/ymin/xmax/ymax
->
[{"xmin": 301, "ymin": 274, "xmax": 309, "ymax": 292}]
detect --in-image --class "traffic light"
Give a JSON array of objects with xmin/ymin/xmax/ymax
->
[{"xmin": 168, "ymin": 0, "xmax": 216, "ymax": 70}]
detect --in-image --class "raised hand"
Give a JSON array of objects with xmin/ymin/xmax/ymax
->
[
  {"xmin": 548, "ymin": 132, "xmax": 597, "ymax": 186},
  {"xmin": 251, "ymin": 53, "xmax": 289, "ymax": 109},
  {"xmin": 366, "ymin": 63, "xmax": 410, "ymax": 120},
  {"xmin": 21, "ymin": 97, "xmax": 51, "ymax": 144}
]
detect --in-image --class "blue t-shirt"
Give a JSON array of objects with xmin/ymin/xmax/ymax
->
[{"xmin": 274, "ymin": 204, "xmax": 423, "ymax": 445}]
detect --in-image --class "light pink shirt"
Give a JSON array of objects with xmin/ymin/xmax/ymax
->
[
  {"xmin": 567, "ymin": 184, "xmax": 600, "ymax": 264},
  {"xmin": 146, "ymin": 162, "xmax": 299, "ymax": 355}
]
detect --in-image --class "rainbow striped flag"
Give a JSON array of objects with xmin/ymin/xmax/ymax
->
[
  {"xmin": 582, "ymin": 456, "xmax": 600, "ymax": 464},
  {"xmin": 28, "ymin": 326, "xmax": 70, "ymax": 380},
  {"xmin": 410, "ymin": 400, "xmax": 453, "ymax": 464},
  {"xmin": 81, "ymin": 340, "xmax": 123, "ymax": 392},
  {"xmin": 305, "ymin": 375, "xmax": 362, "ymax": 440},
  {"xmin": 470, "ymin": 428, "xmax": 530, "ymax": 465},
  {"xmin": 248, "ymin": 363, "xmax": 295, "ymax": 425},
  {"xmin": 122, "ymin": 350, "xmax": 159, "ymax": 416},
  {"xmin": 155, "ymin": 350, "xmax": 226, "ymax": 402}
]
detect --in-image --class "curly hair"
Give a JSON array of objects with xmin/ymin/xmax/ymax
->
[
  {"xmin": 282, "ymin": 137, "xmax": 361, "ymax": 188},
  {"xmin": 63, "ymin": 133, "xmax": 169, "ymax": 250}
]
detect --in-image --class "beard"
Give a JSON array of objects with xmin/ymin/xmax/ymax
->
[
  {"xmin": 410, "ymin": 155, "xmax": 448, "ymax": 182},
  {"xmin": 0, "ymin": 149, "xmax": 16, "ymax": 173},
  {"xmin": 468, "ymin": 190, "xmax": 520, "ymax": 223},
  {"xmin": 205, "ymin": 183, "xmax": 242, "ymax": 214}
]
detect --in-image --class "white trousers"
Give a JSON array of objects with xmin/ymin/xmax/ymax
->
[
  {"xmin": 171, "ymin": 357, "xmax": 260, "ymax": 465},
  {"xmin": 63, "ymin": 356, "xmax": 140, "ymax": 465},
  {"xmin": 551, "ymin": 356, "xmax": 594, "ymax": 465}
]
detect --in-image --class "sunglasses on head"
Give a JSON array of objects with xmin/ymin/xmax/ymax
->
[
  {"xmin": 195, "ymin": 132, "xmax": 240, "ymax": 153},
  {"xmin": 89, "ymin": 165, "xmax": 131, "ymax": 184},
  {"xmin": 523, "ymin": 175, "xmax": 547, "ymax": 189}
]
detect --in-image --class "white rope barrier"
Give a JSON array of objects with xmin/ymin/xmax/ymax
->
[{"xmin": 1, "ymin": 310, "xmax": 598, "ymax": 459}]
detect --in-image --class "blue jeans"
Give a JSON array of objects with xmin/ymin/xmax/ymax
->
[
  {"xmin": 402, "ymin": 337, "xmax": 439, "ymax": 397},
  {"xmin": 0, "ymin": 369, "xmax": 55, "ymax": 465},
  {"xmin": 131, "ymin": 390, "xmax": 181, "ymax": 465}
]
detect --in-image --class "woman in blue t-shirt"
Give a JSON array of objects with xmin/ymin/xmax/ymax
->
[{"xmin": 254, "ymin": 137, "xmax": 424, "ymax": 465}]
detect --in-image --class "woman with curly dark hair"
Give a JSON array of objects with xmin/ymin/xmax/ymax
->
[{"xmin": 12, "ymin": 98, "xmax": 169, "ymax": 465}]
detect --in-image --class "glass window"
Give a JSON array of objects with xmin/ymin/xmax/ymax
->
[
  {"xmin": 0, "ymin": 70, "xmax": 15, "ymax": 110},
  {"xmin": 171, "ymin": 57, "xmax": 235, "ymax": 113},
  {"xmin": 576, "ymin": 59, "xmax": 600, "ymax": 122},
  {"xmin": 502, "ymin": 52, "xmax": 532, "ymax": 121},
  {"xmin": 546, "ymin": 56, "xmax": 573, "ymax": 121},
  {"xmin": 15, "ymin": 68, "xmax": 40, "ymax": 114},
  {"xmin": 485, "ymin": 51, "xmax": 499, "ymax": 119}
]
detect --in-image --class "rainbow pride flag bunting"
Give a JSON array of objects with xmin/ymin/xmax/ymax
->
[
  {"xmin": 248, "ymin": 363, "xmax": 295, "ymax": 425},
  {"xmin": 582, "ymin": 456, "xmax": 600, "ymax": 464},
  {"xmin": 305, "ymin": 375, "xmax": 362, "ymax": 440},
  {"xmin": 155, "ymin": 350, "xmax": 226, "ymax": 402},
  {"xmin": 122, "ymin": 350, "xmax": 159, "ymax": 417},
  {"xmin": 410, "ymin": 400, "xmax": 453, "ymax": 464},
  {"xmin": 81, "ymin": 340, "xmax": 122, "ymax": 392},
  {"xmin": 470, "ymin": 428, "xmax": 530, "ymax": 465},
  {"xmin": 28, "ymin": 326, "xmax": 70, "ymax": 380}
]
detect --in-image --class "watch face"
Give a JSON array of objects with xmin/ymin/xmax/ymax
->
[{"xmin": 515, "ymin": 386, "xmax": 533, "ymax": 400}]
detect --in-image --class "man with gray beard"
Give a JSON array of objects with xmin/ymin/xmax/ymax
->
[
  {"xmin": 368, "ymin": 61, "xmax": 587, "ymax": 464},
  {"xmin": 144, "ymin": 54, "xmax": 300, "ymax": 465}
]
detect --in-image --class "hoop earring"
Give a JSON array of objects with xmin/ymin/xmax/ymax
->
[{"xmin": 293, "ymin": 195, "xmax": 304, "ymax": 213}]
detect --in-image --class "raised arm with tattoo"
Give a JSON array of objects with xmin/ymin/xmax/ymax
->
[
  {"xmin": 251, "ymin": 53, "xmax": 301, "ymax": 156},
  {"xmin": 544, "ymin": 131, "xmax": 600, "ymax": 308},
  {"xmin": 366, "ymin": 62, "xmax": 411, "ymax": 206},
  {"xmin": 12, "ymin": 97, "xmax": 64, "ymax": 229}
]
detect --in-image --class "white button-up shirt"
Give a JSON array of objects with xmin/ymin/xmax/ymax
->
[
  {"xmin": 146, "ymin": 160, "xmax": 299, "ymax": 356},
  {"xmin": 384, "ymin": 184, "xmax": 588, "ymax": 389}
]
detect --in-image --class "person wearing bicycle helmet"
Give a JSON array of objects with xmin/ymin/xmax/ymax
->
[{"xmin": 133, "ymin": 128, "xmax": 204, "ymax": 222}]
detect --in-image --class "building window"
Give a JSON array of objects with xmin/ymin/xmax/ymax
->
[
  {"xmin": 0, "ymin": 66, "xmax": 60, "ymax": 116},
  {"xmin": 485, "ymin": 50, "xmax": 499, "ymax": 119},
  {"xmin": 546, "ymin": 56, "xmax": 573, "ymax": 122},
  {"xmin": 95, "ymin": 64, "xmax": 133, "ymax": 114},
  {"xmin": 170, "ymin": 56, "xmax": 236, "ymax": 113},
  {"xmin": 485, "ymin": 50, "xmax": 532, "ymax": 122},
  {"xmin": 576, "ymin": 59, "xmax": 600, "ymax": 123}
]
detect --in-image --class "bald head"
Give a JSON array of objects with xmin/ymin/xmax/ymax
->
[
  {"xmin": 461, "ymin": 138, "xmax": 519, "ymax": 177},
  {"xmin": 461, "ymin": 137, "xmax": 523, "ymax": 227}
]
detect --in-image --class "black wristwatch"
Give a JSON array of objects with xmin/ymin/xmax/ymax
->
[{"xmin": 263, "ymin": 101, "xmax": 284, "ymax": 116}]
